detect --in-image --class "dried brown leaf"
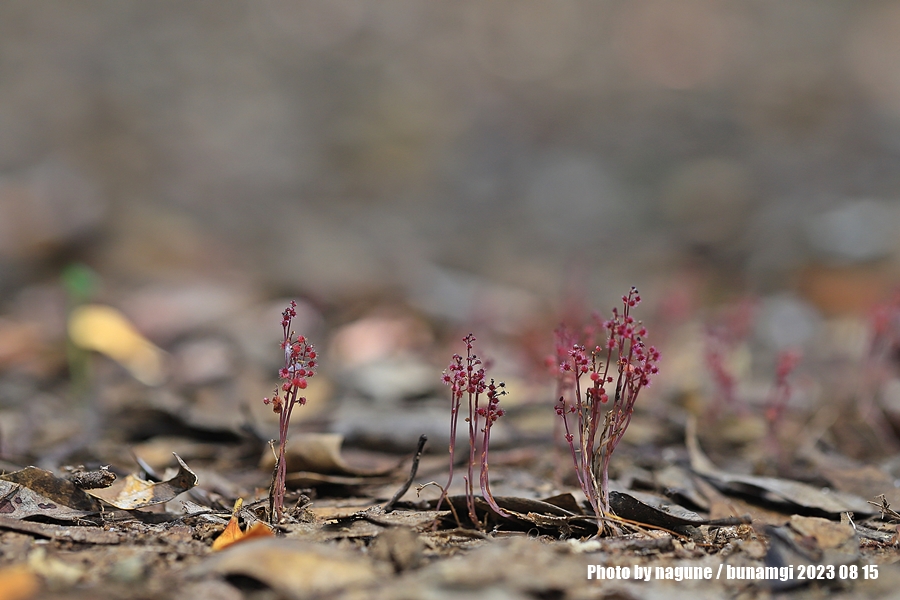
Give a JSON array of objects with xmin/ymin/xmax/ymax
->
[
  {"xmin": 189, "ymin": 538, "xmax": 387, "ymax": 598},
  {"xmin": 85, "ymin": 454, "xmax": 197, "ymax": 510},
  {"xmin": 260, "ymin": 433, "xmax": 396, "ymax": 477},
  {"xmin": 0, "ymin": 467, "xmax": 98, "ymax": 512},
  {"xmin": 0, "ymin": 482, "xmax": 94, "ymax": 521},
  {"xmin": 686, "ymin": 417, "xmax": 872, "ymax": 516}
]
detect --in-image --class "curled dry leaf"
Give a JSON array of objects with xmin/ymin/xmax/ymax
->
[{"xmin": 86, "ymin": 454, "xmax": 197, "ymax": 510}]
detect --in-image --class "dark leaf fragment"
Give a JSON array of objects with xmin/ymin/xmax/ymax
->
[
  {"xmin": 609, "ymin": 490, "xmax": 706, "ymax": 529},
  {"xmin": 0, "ymin": 480, "xmax": 97, "ymax": 521},
  {"xmin": 0, "ymin": 466, "xmax": 100, "ymax": 514}
]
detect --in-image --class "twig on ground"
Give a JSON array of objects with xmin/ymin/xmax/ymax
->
[{"xmin": 384, "ymin": 435, "xmax": 428, "ymax": 513}]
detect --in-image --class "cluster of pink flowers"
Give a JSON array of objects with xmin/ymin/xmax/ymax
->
[
  {"xmin": 555, "ymin": 288, "xmax": 660, "ymax": 521},
  {"xmin": 477, "ymin": 380, "xmax": 506, "ymax": 422},
  {"xmin": 699, "ymin": 298, "xmax": 804, "ymax": 459},
  {"xmin": 263, "ymin": 300, "xmax": 317, "ymax": 523},
  {"xmin": 438, "ymin": 334, "xmax": 509, "ymax": 525}
]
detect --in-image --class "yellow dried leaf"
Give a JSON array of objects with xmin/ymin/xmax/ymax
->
[
  {"xmin": 85, "ymin": 453, "xmax": 197, "ymax": 510},
  {"xmin": 68, "ymin": 304, "xmax": 166, "ymax": 385},
  {"xmin": 0, "ymin": 564, "xmax": 39, "ymax": 600}
]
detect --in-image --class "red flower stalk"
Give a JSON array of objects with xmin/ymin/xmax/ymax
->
[
  {"xmin": 764, "ymin": 348, "xmax": 801, "ymax": 443},
  {"xmin": 703, "ymin": 298, "xmax": 757, "ymax": 420},
  {"xmin": 437, "ymin": 334, "xmax": 509, "ymax": 525},
  {"xmin": 704, "ymin": 330, "xmax": 737, "ymax": 418},
  {"xmin": 555, "ymin": 288, "xmax": 660, "ymax": 522},
  {"xmin": 263, "ymin": 300, "xmax": 317, "ymax": 523},
  {"xmin": 478, "ymin": 378, "xmax": 509, "ymax": 518}
]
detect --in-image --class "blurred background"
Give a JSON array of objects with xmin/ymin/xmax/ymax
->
[
  {"xmin": 5, "ymin": 0, "xmax": 900, "ymax": 304},
  {"xmin": 3, "ymin": 1, "xmax": 900, "ymax": 466}
]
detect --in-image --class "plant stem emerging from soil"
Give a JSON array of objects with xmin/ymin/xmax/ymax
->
[
  {"xmin": 555, "ymin": 288, "xmax": 660, "ymax": 530},
  {"xmin": 263, "ymin": 301, "xmax": 317, "ymax": 524},
  {"xmin": 437, "ymin": 334, "xmax": 509, "ymax": 525}
]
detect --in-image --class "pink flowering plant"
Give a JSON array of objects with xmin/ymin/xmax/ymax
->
[
  {"xmin": 437, "ymin": 334, "xmax": 509, "ymax": 526},
  {"xmin": 763, "ymin": 348, "xmax": 801, "ymax": 449},
  {"xmin": 263, "ymin": 300, "xmax": 317, "ymax": 524},
  {"xmin": 703, "ymin": 298, "xmax": 757, "ymax": 420},
  {"xmin": 555, "ymin": 288, "xmax": 660, "ymax": 522}
]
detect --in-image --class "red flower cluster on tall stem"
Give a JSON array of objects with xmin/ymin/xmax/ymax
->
[
  {"xmin": 555, "ymin": 288, "xmax": 660, "ymax": 523},
  {"xmin": 764, "ymin": 348, "xmax": 801, "ymax": 444},
  {"xmin": 703, "ymin": 298, "xmax": 757, "ymax": 420},
  {"xmin": 437, "ymin": 334, "xmax": 509, "ymax": 525},
  {"xmin": 263, "ymin": 300, "xmax": 317, "ymax": 523}
]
